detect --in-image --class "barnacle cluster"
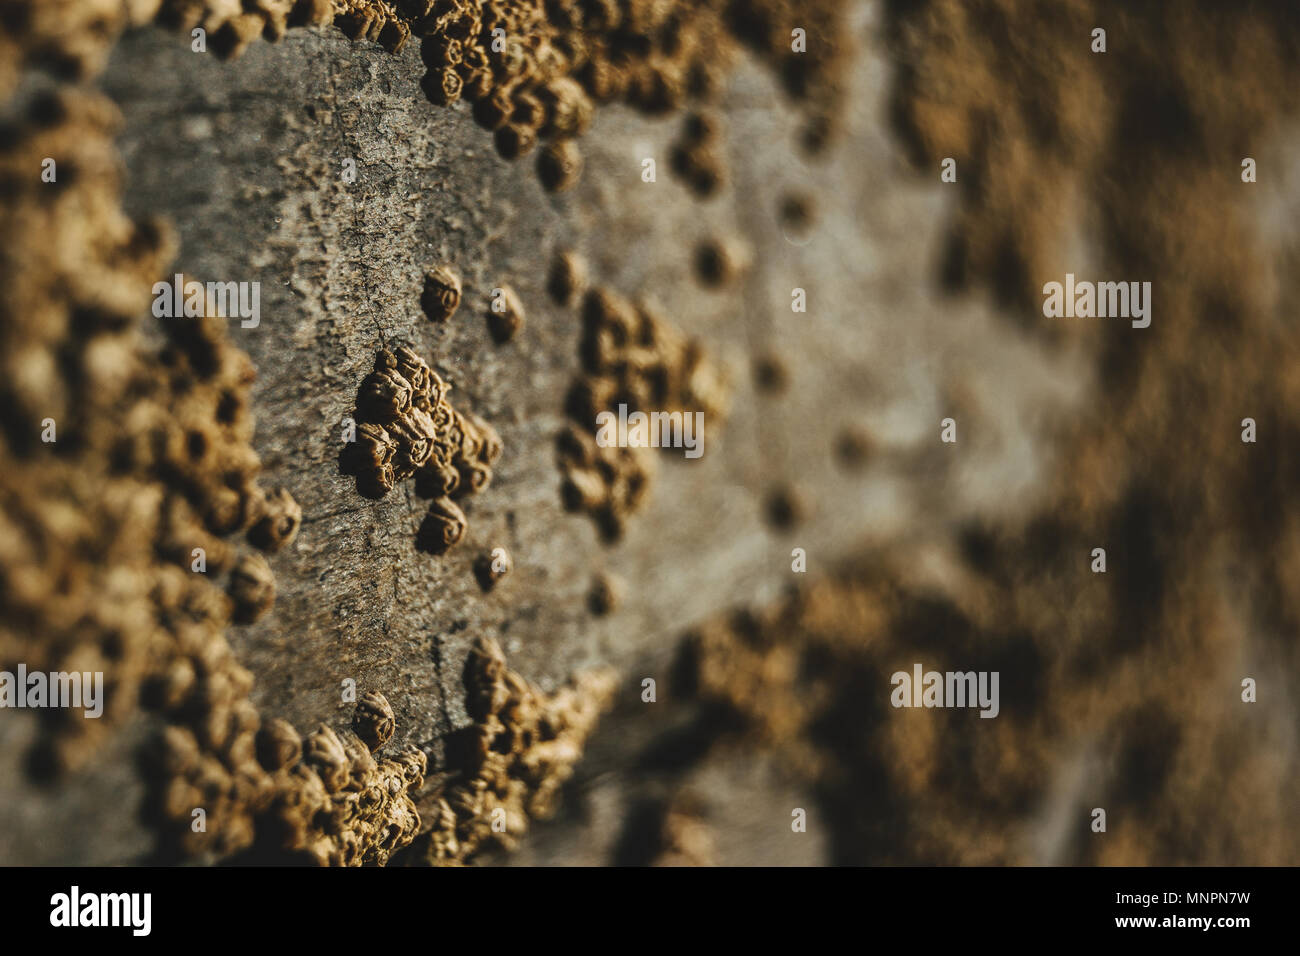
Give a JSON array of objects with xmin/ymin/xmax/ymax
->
[
  {"xmin": 406, "ymin": 0, "xmax": 854, "ymax": 190},
  {"xmin": 148, "ymin": 690, "xmax": 427, "ymax": 865},
  {"xmin": 1, "ymin": 0, "xmax": 855, "ymax": 194},
  {"xmin": 0, "ymin": 86, "xmax": 301, "ymax": 779},
  {"xmin": 670, "ymin": 111, "xmax": 727, "ymax": 199},
  {"xmin": 342, "ymin": 345, "xmax": 502, "ymax": 554},
  {"xmin": 556, "ymin": 284, "xmax": 730, "ymax": 540},
  {"xmin": 397, "ymin": 635, "xmax": 616, "ymax": 865}
]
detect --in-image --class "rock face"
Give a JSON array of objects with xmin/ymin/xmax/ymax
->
[{"xmin": 4, "ymin": 1, "xmax": 1299, "ymax": 867}]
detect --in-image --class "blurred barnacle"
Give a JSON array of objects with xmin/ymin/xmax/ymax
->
[
  {"xmin": 547, "ymin": 249, "xmax": 588, "ymax": 306},
  {"xmin": 764, "ymin": 484, "xmax": 807, "ymax": 532},
  {"xmin": 693, "ymin": 236, "xmax": 750, "ymax": 287},
  {"xmin": 303, "ymin": 724, "xmax": 350, "ymax": 793},
  {"xmin": 227, "ymin": 551, "xmax": 276, "ymax": 624},
  {"xmin": 537, "ymin": 138, "xmax": 583, "ymax": 192},
  {"xmin": 248, "ymin": 486, "xmax": 301, "ymax": 552},
  {"xmin": 835, "ymin": 426, "xmax": 872, "ymax": 470},
  {"xmin": 752, "ymin": 353, "xmax": 789, "ymax": 395},
  {"xmin": 588, "ymin": 571, "xmax": 624, "ymax": 616},
  {"xmin": 487, "ymin": 285, "xmax": 526, "ymax": 343},
  {"xmin": 494, "ymin": 122, "xmax": 537, "ymax": 160},
  {"xmin": 473, "ymin": 548, "xmax": 512, "ymax": 591},
  {"xmin": 256, "ymin": 717, "xmax": 303, "ymax": 772}
]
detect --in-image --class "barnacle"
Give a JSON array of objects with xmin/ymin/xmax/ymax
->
[
  {"xmin": 420, "ymin": 265, "xmax": 463, "ymax": 323},
  {"xmin": 588, "ymin": 571, "xmax": 624, "ymax": 616},
  {"xmin": 547, "ymin": 249, "xmax": 587, "ymax": 307},
  {"xmin": 417, "ymin": 495, "xmax": 468, "ymax": 554},
  {"xmin": 248, "ymin": 486, "xmax": 302, "ymax": 552},
  {"xmin": 473, "ymin": 549, "xmax": 511, "ymax": 591},
  {"xmin": 486, "ymin": 285, "xmax": 525, "ymax": 344},
  {"xmin": 693, "ymin": 236, "xmax": 751, "ymax": 288},
  {"xmin": 764, "ymin": 484, "xmax": 807, "ymax": 532},
  {"xmin": 227, "ymin": 551, "xmax": 276, "ymax": 624},
  {"xmin": 537, "ymin": 138, "xmax": 584, "ymax": 193},
  {"xmin": 352, "ymin": 691, "xmax": 396, "ymax": 753}
]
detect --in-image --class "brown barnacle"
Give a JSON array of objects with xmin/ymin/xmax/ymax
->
[
  {"xmin": 379, "ymin": 18, "xmax": 412, "ymax": 53},
  {"xmin": 141, "ymin": 658, "xmax": 196, "ymax": 712},
  {"xmin": 560, "ymin": 466, "xmax": 607, "ymax": 514},
  {"xmin": 455, "ymin": 459, "xmax": 493, "ymax": 496},
  {"xmin": 764, "ymin": 484, "xmax": 807, "ymax": 532},
  {"xmin": 486, "ymin": 285, "xmax": 525, "ymax": 344},
  {"xmin": 421, "ymin": 66, "xmax": 464, "ymax": 106},
  {"xmin": 416, "ymin": 496, "xmax": 468, "ymax": 554},
  {"xmin": 537, "ymin": 138, "xmax": 583, "ymax": 192},
  {"xmin": 588, "ymin": 571, "xmax": 624, "ymax": 616},
  {"xmin": 290, "ymin": 0, "xmax": 335, "ymax": 27},
  {"xmin": 555, "ymin": 422, "xmax": 596, "ymax": 466},
  {"xmin": 335, "ymin": 8, "xmax": 377, "ymax": 40},
  {"xmin": 255, "ymin": 717, "xmax": 302, "ymax": 772},
  {"xmin": 564, "ymin": 374, "xmax": 619, "ymax": 424},
  {"xmin": 751, "ymin": 353, "xmax": 789, "ymax": 395},
  {"xmin": 392, "ymin": 345, "xmax": 434, "ymax": 399},
  {"xmin": 421, "ymin": 265, "xmax": 462, "ymax": 323},
  {"xmin": 463, "ymin": 636, "xmax": 508, "ymax": 720},
  {"xmin": 387, "ymin": 408, "xmax": 437, "ymax": 479},
  {"xmin": 472, "ymin": 86, "xmax": 515, "ymax": 131},
  {"xmin": 227, "ymin": 551, "xmax": 276, "ymax": 624},
  {"xmin": 473, "ymin": 549, "xmax": 512, "ymax": 591},
  {"xmin": 685, "ymin": 147, "xmax": 726, "ymax": 198},
  {"xmin": 694, "ymin": 236, "xmax": 750, "ymax": 288},
  {"xmin": 834, "ymin": 426, "xmax": 873, "ymax": 470},
  {"xmin": 154, "ymin": 726, "xmax": 201, "ymax": 778},
  {"xmin": 629, "ymin": 61, "xmax": 685, "ymax": 114},
  {"xmin": 494, "ymin": 122, "xmax": 537, "ymax": 160},
  {"xmin": 210, "ymin": 14, "xmax": 266, "ymax": 59},
  {"xmin": 303, "ymin": 724, "xmax": 350, "ymax": 793},
  {"xmin": 779, "ymin": 192, "xmax": 817, "ymax": 235},
  {"xmin": 415, "ymin": 459, "xmax": 461, "ymax": 498},
  {"xmin": 467, "ymin": 413, "xmax": 503, "ymax": 465},
  {"xmin": 511, "ymin": 92, "xmax": 546, "ymax": 129},
  {"xmin": 352, "ymin": 691, "xmax": 396, "ymax": 753},
  {"xmin": 260, "ymin": 0, "xmax": 295, "ymax": 39},
  {"xmin": 547, "ymin": 249, "xmax": 587, "ymax": 306},
  {"xmin": 538, "ymin": 78, "xmax": 593, "ymax": 138},
  {"xmin": 583, "ymin": 286, "xmax": 638, "ymax": 342},
  {"xmin": 248, "ymin": 486, "xmax": 302, "ymax": 552},
  {"xmin": 681, "ymin": 111, "xmax": 721, "ymax": 144},
  {"xmin": 358, "ymin": 362, "xmax": 413, "ymax": 422},
  {"xmin": 354, "ymin": 422, "xmax": 398, "ymax": 498}
]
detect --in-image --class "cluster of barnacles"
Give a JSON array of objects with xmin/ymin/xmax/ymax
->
[
  {"xmin": 148, "ymin": 689, "xmax": 427, "ymax": 865},
  {"xmin": 556, "ymin": 283, "xmax": 730, "ymax": 541},
  {"xmin": 342, "ymin": 346, "xmax": 502, "ymax": 555},
  {"xmin": 397, "ymin": 635, "xmax": 617, "ymax": 864}
]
